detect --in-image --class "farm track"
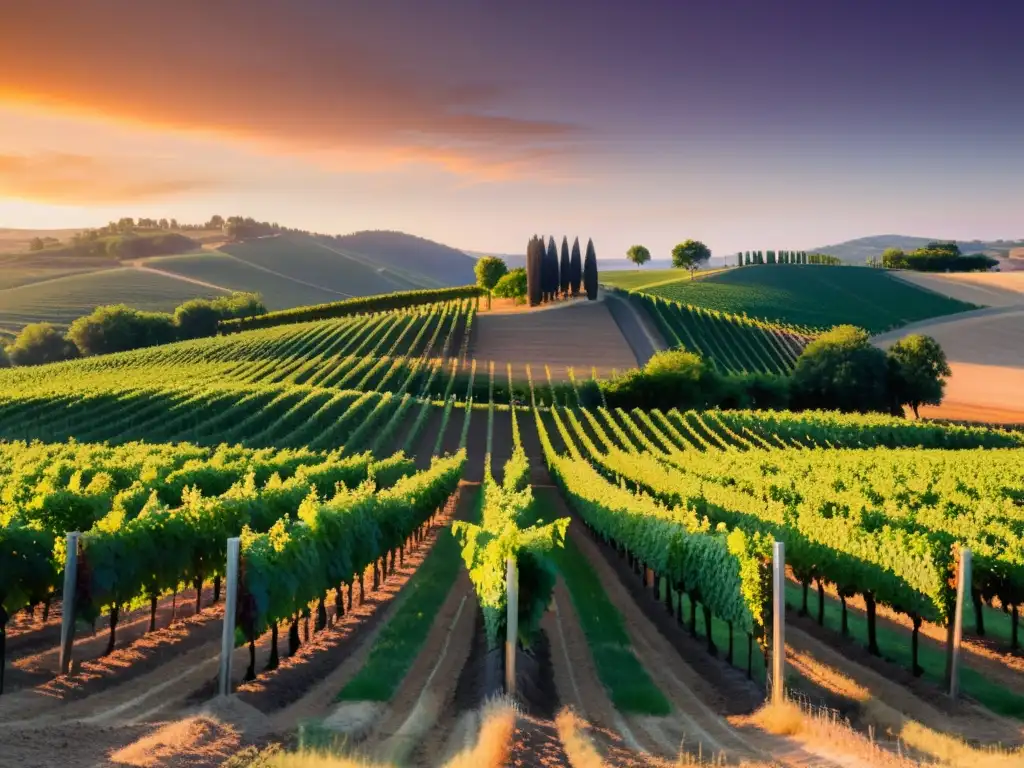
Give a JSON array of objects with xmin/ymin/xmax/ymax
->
[
  {"xmin": 603, "ymin": 289, "xmax": 667, "ymax": 366},
  {"xmin": 470, "ymin": 300, "xmax": 638, "ymax": 381}
]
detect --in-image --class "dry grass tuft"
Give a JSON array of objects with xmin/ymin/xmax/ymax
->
[
  {"xmin": 443, "ymin": 697, "xmax": 517, "ymax": 768},
  {"xmin": 555, "ymin": 708, "xmax": 607, "ymax": 768},
  {"xmin": 749, "ymin": 700, "xmax": 805, "ymax": 737},
  {"xmin": 111, "ymin": 715, "xmax": 240, "ymax": 767},
  {"xmin": 861, "ymin": 700, "xmax": 1024, "ymax": 768}
]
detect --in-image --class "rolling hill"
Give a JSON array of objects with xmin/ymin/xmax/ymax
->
[
  {"xmin": 0, "ymin": 229, "xmax": 482, "ymax": 337},
  {"xmin": 810, "ymin": 234, "xmax": 1024, "ymax": 264}
]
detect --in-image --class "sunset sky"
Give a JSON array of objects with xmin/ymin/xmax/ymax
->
[{"xmin": 1, "ymin": 0, "xmax": 1022, "ymax": 258}]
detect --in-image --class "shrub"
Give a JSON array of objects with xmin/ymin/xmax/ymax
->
[
  {"xmin": 791, "ymin": 325, "xmax": 891, "ymax": 413},
  {"xmin": 6, "ymin": 323, "xmax": 79, "ymax": 366},
  {"xmin": 67, "ymin": 305, "xmax": 177, "ymax": 356},
  {"xmin": 175, "ymin": 292, "xmax": 266, "ymax": 339},
  {"xmin": 492, "ymin": 268, "xmax": 527, "ymax": 303}
]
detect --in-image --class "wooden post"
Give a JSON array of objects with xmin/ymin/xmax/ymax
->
[
  {"xmin": 218, "ymin": 537, "xmax": 240, "ymax": 697},
  {"xmin": 59, "ymin": 532, "xmax": 81, "ymax": 676},
  {"xmin": 506, "ymin": 557, "xmax": 519, "ymax": 696},
  {"xmin": 949, "ymin": 548, "xmax": 971, "ymax": 700},
  {"xmin": 772, "ymin": 541, "xmax": 786, "ymax": 705}
]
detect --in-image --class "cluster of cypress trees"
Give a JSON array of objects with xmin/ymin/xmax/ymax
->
[
  {"xmin": 735, "ymin": 250, "xmax": 838, "ymax": 266},
  {"xmin": 526, "ymin": 235, "xmax": 599, "ymax": 306}
]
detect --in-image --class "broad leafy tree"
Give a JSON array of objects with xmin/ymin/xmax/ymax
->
[
  {"xmin": 881, "ymin": 248, "xmax": 908, "ymax": 269},
  {"xmin": 6, "ymin": 323, "xmax": 79, "ymax": 366},
  {"xmin": 791, "ymin": 325, "xmax": 891, "ymax": 413},
  {"xmin": 492, "ymin": 268, "xmax": 527, "ymax": 303},
  {"xmin": 474, "ymin": 256, "xmax": 508, "ymax": 309},
  {"xmin": 887, "ymin": 334, "xmax": 952, "ymax": 418},
  {"xmin": 583, "ymin": 238, "xmax": 599, "ymax": 300},
  {"xmin": 626, "ymin": 244, "xmax": 651, "ymax": 269},
  {"xmin": 569, "ymin": 237, "xmax": 582, "ymax": 296},
  {"xmin": 68, "ymin": 305, "xmax": 177, "ymax": 357},
  {"xmin": 671, "ymin": 239, "xmax": 711, "ymax": 279}
]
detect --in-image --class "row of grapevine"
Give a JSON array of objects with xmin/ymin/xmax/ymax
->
[
  {"xmin": 561, "ymin": 405, "xmax": 1023, "ymax": 665},
  {"xmin": 630, "ymin": 293, "xmax": 811, "ymax": 374},
  {"xmin": 235, "ymin": 451, "xmax": 465, "ymax": 678},
  {"xmin": 220, "ymin": 285, "xmax": 483, "ymax": 332},
  {"xmin": 452, "ymin": 375, "xmax": 568, "ymax": 650},
  {"xmin": 533, "ymin": 404, "xmax": 773, "ymax": 653}
]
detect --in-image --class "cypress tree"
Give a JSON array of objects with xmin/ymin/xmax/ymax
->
[
  {"xmin": 583, "ymin": 238, "xmax": 598, "ymax": 300},
  {"xmin": 736, "ymin": 252, "xmax": 743, "ymax": 267},
  {"xmin": 544, "ymin": 236, "xmax": 558, "ymax": 301},
  {"xmin": 744, "ymin": 251, "xmax": 751, "ymax": 265},
  {"xmin": 767, "ymin": 250, "xmax": 776, "ymax": 264},
  {"xmin": 526, "ymin": 236, "xmax": 543, "ymax": 306},
  {"xmin": 569, "ymin": 237, "xmax": 582, "ymax": 295},
  {"xmin": 559, "ymin": 236, "xmax": 571, "ymax": 296}
]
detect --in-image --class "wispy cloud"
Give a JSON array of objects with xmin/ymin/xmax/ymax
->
[
  {"xmin": 0, "ymin": 2, "xmax": 580, "ymax": 179},
  {"xmin": 0, "ymin": 153, "xmax": 217, "ymax": 204}
]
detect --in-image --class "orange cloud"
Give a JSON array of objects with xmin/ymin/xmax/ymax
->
[
  {"xmin": 0, "ymin": 153, "xmax": 216, "ymax": 204},
  {"xmin": 0, "ymin": 3, "xmax": 580, "ymax": 179}
]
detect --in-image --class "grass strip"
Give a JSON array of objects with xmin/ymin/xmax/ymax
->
[
  {"xmin": 538, "ymin": 494, "xmax": 671, "ymax": 715},
  {"xmin": 784, "ymin": 582, "xmax": 1024, "ymax": 719},
  {"xmin": 336, "ymin": 489, "xmax": 478, "ymax": 702}
]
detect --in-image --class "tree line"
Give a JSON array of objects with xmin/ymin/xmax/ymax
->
[
  {"xmin": 736, "ymin": 250, "xmax": 839, "ymax": 266},
  {"xmin": 599, "ymin": 326, "xmax": 950, "ymax": 419},
  {"xmin": 27, "ymin": 215, "xmax": 319, "ymax": 259},
  {"xmin": 0, "ymin": 293, "xmax": 266, "ymax": 368},
  {"xmin": 875, "ymin": 242, "xmax": 999, "ymax": 273},
  {"xmin": 473, "ymin": 236, "xmax": 598, "ymax": 307}
]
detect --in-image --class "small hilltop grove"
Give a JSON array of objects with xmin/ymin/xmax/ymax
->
[
  {"xmin": 2, "ymin": 232, "xmax": 1024, "ymax": 767},
  {"xmin": 472, "ymin": 235, "xmax": 600, "ymax": 310}
]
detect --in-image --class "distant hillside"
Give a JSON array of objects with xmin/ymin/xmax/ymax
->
[
  {"xmin": 331, "ymin": 231, "xmax": 477, "ymax": 286},
  {"xmin": 810, "ymin": 235, "xmax": 1024, "ymax": 264}
]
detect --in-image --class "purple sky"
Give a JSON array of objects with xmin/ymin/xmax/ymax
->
[{"xmin": 1, "ymin": 0, "xmax": 1021, "ymax": 257}]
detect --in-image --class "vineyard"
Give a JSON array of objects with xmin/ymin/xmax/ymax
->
[
  {"xmin": 642, "ymin": 265, "xmax": 976, "ymax": 333},
  {"xmin": 2, "ymin": 296, "xmax": 1024, "ymax": 768},
  {"xmin": 626, "ymin": 291, "xmax": 813, "ymax": 374}
]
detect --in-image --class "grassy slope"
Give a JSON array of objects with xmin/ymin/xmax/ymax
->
[
  {"xmin": 0, "ymin": 267, "xmax": 226, "ymax": 335},
  {"xmin": 140, "ymin": 251, "xmax": 343, "ymax": 310},
  {"xmin": 220, "ymin": 235, "xmax": 433, "ymax": 299},
  {"xmin": 600, "ymin": 267, "xmax": 728, "ymax": 291},
  {"xmin": 645, "ymin": 265, "xmax": 976, "ymax": 333}
]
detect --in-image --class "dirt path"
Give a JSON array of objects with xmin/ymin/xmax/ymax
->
[
  {"xmin": 603, "ymin": 289, "xmax": 667, "ymax": 366},
  {"xmin": 891, "ymin": 271, "xmax": 1024, "ymax": 308},
  {"xmin": 471, "ymin": 301, "xmax": 638, "ymax": 381},
  {"xmin": 128, "ymin": 263, "xmax": 232, "ymax": 293}
]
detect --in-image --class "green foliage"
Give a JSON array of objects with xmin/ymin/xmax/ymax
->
[
  {"xmin": 452, "ymin": 449, "xmax": 568, "ymax": 648},
  {"xmin": 0, "ymin": 345, "xmax": 9, "ymax": 369},
  {"xmin": 536, "ymin": 407, "xmax": 772, "ymax": 638},
  {"xmin": 492, "ymin": 268, "xmax": 527, "ymax": 302},
  {"xmin": 893, "ymin": 242, "xmax": 999, "ymax": 273},
  {"xmin": 240, "ymin": 452, "xmax": 464, "ymax": 640},
  {"xmin": 626, "ymin": 244, "xmax": 651, "ymax": 269},
  {"xmin": 791, "ymin": 325, "xmax": 891, "ymax": 413},
  {"xmin": 671, "ymin": 239, "xmax": 712, "ymax": 276},
  {"xmin": 474, "ymin": 256, "xmax": 508, "ymax": 294},
  {"xmin": 887, "ymin": 334, "xmax": 952, "ymax": 417},
  {"xmin": 68, "ymin": 304, "xmax": 177, "ymax": 356},
  {"xmin": 220, "ymin": 285, "xmax": 483, "ymax": 332},
  {"xmin": 174, "ymin": 292, "xmax": 266, "ymax": 339},
  {"xmin": 643, "ymin": 265, "xmax": 974, "ymax": 333},
  {"xmin": 6, "ymin": 322, "xmax": 79, "ymax": 366}
]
